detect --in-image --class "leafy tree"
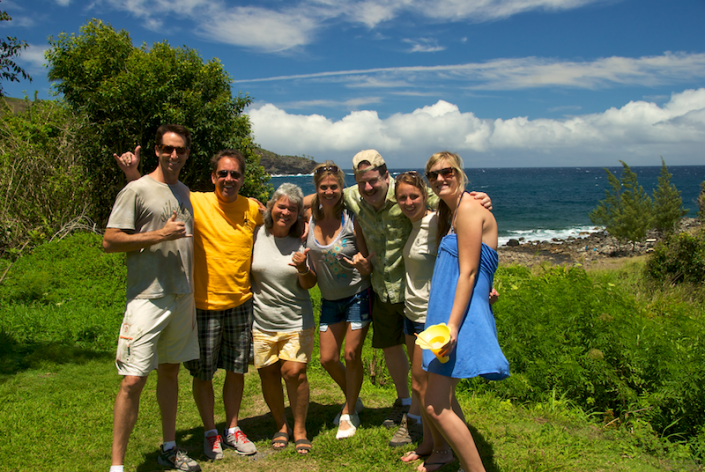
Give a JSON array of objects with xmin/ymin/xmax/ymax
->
[
  {"xmin": 45, "ymin": 19, "xmax": 270, "ymax": 224},
  {"xmin": 590, "ymin": 161, "xmax": 653, "ymax": 250},
  {"xmin": 652, "ymin": 157, "xmax": 688, "ymax": 235},
  {"xmin": 0, "ymin": 5, "xmax": 32, "ymax": 97}
]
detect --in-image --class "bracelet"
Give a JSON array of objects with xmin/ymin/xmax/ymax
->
[{"xmin": 297, "ymin": 266, "xmax": 310, "ymax": 275}]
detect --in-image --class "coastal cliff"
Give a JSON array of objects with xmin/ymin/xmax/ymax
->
[{"xmin": 255, "ymin": 148, "xmax": 320, "ymax": 175}]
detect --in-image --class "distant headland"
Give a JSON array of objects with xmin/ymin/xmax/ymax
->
[{"xmin": 254, "ymin": 148, "xmax": 320, "ymax": 175}]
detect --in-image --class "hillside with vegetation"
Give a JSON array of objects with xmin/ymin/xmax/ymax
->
[{"xmin": 254, "ymin": 147, "xmax": 320, "ymax": 175}]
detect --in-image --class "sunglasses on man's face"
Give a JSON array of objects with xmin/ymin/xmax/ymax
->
[
  {"xmin": 159, "ymin": 144, "xmax": 189, "ymax": 156},
  {"xmin": 315, "ymin": 165, "xmax": 339, "ymax": 175},
  {"xmin": 426, "ymin": 167, "xmax": 455, "ymax": 181},
  {"xmin": 216, "ymin": 170, "xmax": 242, "ymax": 179}
]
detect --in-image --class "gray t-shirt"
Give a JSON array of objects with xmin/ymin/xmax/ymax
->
[
  {"xmin": 251, "ymin": 226, "xmax": 314, "ymax": 332},
  {"xmin": 403, "ymin": 212, "xmax": 438, "ymax": 323},
  {"xmin": 107, "ymin": 175, "xmax": 194, "ymax": 300},
  {"xmin": 307, "ymin": 210, "xmax": 370, "ymax": 301}
]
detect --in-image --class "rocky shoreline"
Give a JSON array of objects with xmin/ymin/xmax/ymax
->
[{"xmin": 498, "ymin": 218, "xmax": 703, "ymax": 268}]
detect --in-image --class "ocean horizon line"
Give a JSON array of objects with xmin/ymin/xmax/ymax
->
[{"xmin": 270, "ymin": 164, "xmax": 705, "ymax": 177}]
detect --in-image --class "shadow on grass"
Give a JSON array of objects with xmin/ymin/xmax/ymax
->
[
  {"xmin": 0, "ymin": 330, "xmax": 113, "ymax": 382},
  {"xmin": 132, "ymin": 402, "xmax": 499, "ymax": 470},
  {"xmin": 470, "ymin": 423, "xmax": 499, "ymax": 472}
]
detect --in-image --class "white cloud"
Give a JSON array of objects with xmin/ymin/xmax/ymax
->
[
  {"xmin": 4, "ymin": 14, "xmax": 34, "ymax": 27},
  {"xmin": 17, "ymin": 44, "xmax": 49, "ymax": 72},
  {"xmin": 54, "ymin": 0, "xmax": 71, "ymax": 6},
  {"xmin": 403, "ymin": 38, "xmax": 445, "ymax": 53},
  {"xmin": 247, "ymin": 88, "xmax": 705, "ymax": 167},
  {"xmin": 547, "ymin": 105, "xmax": 582, "ymax": 112},
  {"xmin": 196, "ymin": 8, "xmax": 320, "ymax": 52},
  {"xmin": 234, "ymin": 52, "xmax": 705, "ymax": 92},
  {"xmin": 96, "ymin": 0, "xmax": 607, "ymax": 52},
  {"xmin": 413, "ymin": 0, "xmax": 603, "ymax": 22},
  {"xmin": 276, "ymin": 96, "xmax": 383, "ymax": 109}
]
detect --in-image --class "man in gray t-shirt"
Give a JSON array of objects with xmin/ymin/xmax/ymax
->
[{"xmin": 104, "ymin": 124, "xmax": 201, "ymax": 472}]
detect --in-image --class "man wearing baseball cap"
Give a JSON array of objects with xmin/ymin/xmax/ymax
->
[{"xmin": 304, "ymin": 149, "xmax": 491, "ymax": 443}]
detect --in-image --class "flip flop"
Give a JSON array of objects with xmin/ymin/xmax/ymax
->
[
  {"xmin": 418, "ymin": 459, "xmax": 454, "ymax": 472},
  {"xmin": 271, "ymin": 432, "xmax": 289, "ymax": 450},
  {"xmin": 295, "ymin": 439, "xmax": 312, "ymax": 454}
]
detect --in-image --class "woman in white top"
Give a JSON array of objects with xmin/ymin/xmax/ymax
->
[
  {"xmin": 395, "ymin": 172, "xmax": 455, "ymax": 472},
  {"xmin": 396, "ymin": 171, "xmax": 500, "ymax": 472},
  {"xmin": 251, "ymin": 183, "xmax": 318, "ymax": 454}
]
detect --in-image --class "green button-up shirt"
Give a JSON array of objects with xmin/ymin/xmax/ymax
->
[{"xmin": 344, "ymin": 181, "xmax": 438, "ymax": 304}]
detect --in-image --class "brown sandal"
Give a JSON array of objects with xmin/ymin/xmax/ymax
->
[
  {"xmin": 271, "ymin": 432, "xmax": 289, "ymax": 449},
  {"xmin": 295, "ymin": 439, "xmax": 312, "ymax": 454}
]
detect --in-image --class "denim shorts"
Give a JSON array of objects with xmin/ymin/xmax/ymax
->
[
  {"xmin": 403, "ymin": 317, "xmax": 425, "ymax": 337},
  {"xmin": 319, "ymin": 286, "xmax": 372, "ymax": 331}
]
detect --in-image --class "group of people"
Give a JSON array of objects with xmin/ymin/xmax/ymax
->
[{"xmin": 104, "ymin": 123, "xmax": 509, "ymax": 472}]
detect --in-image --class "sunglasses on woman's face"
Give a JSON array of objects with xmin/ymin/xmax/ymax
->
[
  {"xmin": 216, "ymin": 170, "xmax": 242, "ymax": 179},
  {"xmin": 315, "ymin": 165, "xmax": 340, "ymax": 175},
  {"xmin": 426, "ymin": 167, "xmax": 455, "ymax": 181}
]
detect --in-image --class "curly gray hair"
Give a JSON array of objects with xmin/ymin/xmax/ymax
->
[{"xmin": 264, "ymin": 183, "xmax": 305, "ymax": 237}]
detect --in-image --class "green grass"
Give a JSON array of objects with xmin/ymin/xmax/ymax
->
[
  {"xmin": 2, "ymin": 355, "xmax": 698, "ymax": 472},
  {"xmin": 0, "ymin": 232, "xmax": 703, "ymax": 471}
]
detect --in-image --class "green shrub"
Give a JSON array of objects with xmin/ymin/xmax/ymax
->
[
  {"xmin": 464, "ymin": 264, "xmax": 705, "ymax": 446},
  {"xmin": 646, "ymin": 229, "xmax": 705, "ymax": 284},
  {"xmin": 0, "ymin": 98, "xmax": 93, "ymax": 250},
  {"xmin": 0, "ymin": 232, "xmax": 125, "ymax": 350}
]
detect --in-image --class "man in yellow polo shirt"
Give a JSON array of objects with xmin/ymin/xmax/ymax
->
[{"xmin": 115, "ymin": 148, "xmax": 262, "ymax": 461}]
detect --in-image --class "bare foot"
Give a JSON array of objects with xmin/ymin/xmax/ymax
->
[
  {"xmin": 402, "ymin": 450, "xmax": 428, "ymax": 463},
  {"xmin": 417, "ymin": 448, "xmax": 454, "ymax": 472}
]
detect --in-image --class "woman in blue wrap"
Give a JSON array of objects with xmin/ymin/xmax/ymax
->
[{"xmin": 422, "ymin": 151, "xmax": 509, "ymax": 472}]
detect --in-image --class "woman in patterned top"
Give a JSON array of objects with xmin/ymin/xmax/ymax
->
[{"xmin": 306, "ymin": 161, "xmax": 373, "ymax": 439}]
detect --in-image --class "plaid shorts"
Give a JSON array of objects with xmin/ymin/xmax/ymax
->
[{"xmin": 185, "ymin": 299, "xmax": 253, "ymax": 380}]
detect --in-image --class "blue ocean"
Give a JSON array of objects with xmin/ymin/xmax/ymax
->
[{"xmin": 270, "ymin": 166, "xmax": 705, "ymax": 246}]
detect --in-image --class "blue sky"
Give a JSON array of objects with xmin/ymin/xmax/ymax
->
[{"xmin": 3, "ymin": 0, "xmax": 705, "ymax": 168}]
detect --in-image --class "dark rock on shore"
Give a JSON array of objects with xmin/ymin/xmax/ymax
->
[
  {"xmin": 255, "ymin": 148, "xmax": 320, "ymax": 175},
  {"xmin": 498, "ymin": 218, "xmax": 703, "ymax": 267}
]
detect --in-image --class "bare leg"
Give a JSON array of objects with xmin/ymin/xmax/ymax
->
[
  {"xmin": 258, "ymin": 362, "xmax": 290, "ymax": 437},
  {"xmin": 336, "ymin": 323, "xmax": 369, "ymax": 433},
  {"xmin": 382, "ymin": 344, "xmax": 410, "ymax": 399},
  {"xmin": 343, "ymin": 323, "xmax": 369, "ymax": 412},
  {"xmin": 424, "ymin": 373, "xmax": 485, "ymax": 472},
  {"xmin": 281, "ymin": 360, "xmax": 310, "ymax": 444},
  {"xmin": 223, "ymin": 371, "xmax": 245, "ymax": 429},
  {"xmin": 192, "ymin": 377, "xmax": 216, "ymax": 431},
  {"xmin": 405, "ymin": 336, "xmax": 434, "ymax": 455},
  {"xmin": 319, "ymin": 322, "xmax": 347, "ymax": 408},
  {"xmin": 156, "ymin": 363, "xmax": 181, "ymax": 443},
  {"xmin": 112, "ymin": 375, "xmax": 148, "ymax": 465}
]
